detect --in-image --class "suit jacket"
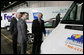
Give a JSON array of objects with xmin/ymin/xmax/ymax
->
[
  {"xmin": 17, "ymin": 18, "xmax": 27, "ymax": 43},
  {"xmin": 10, "ymin": 17, "xmax": 18, "ymax": 36},
  {"xmin": 32, "ymin": 19, "xmax": 46, "ymax": 35}
]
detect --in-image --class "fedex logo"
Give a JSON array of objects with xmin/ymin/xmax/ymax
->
[{"xmin": 4, "ymin": 13, "xmax": 16, "ymax": 20}]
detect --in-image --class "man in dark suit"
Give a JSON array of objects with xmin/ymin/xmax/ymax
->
[
  {"xmin": 17, "ymin": 12, "xmax": 28, "ymax": 54},
  {"xmin": 32, "ymin": 13, "xmax": 46, "ymax": 54},
  {"xmin": 10, "ymin": 12, "xmax": 21, "ymax": 54}
]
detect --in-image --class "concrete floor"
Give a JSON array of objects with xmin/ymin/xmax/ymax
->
[
  {"xmin": 1, "ymin": 28, "xmax": 54, "ymax": 54},
  {"xmin": 1, "ymin": 29, "xmax": 32, "ymax": 54},
  {"xmin": 1, "ymin": 29, "xmax": 13, "ymax": 54}
]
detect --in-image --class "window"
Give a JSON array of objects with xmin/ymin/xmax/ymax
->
[
  {"xmin": 44, "ymin": 18, "xmax": 56, "ymax": 28},
  {"xmin": 61, "ymin": 2, "xmax": 83, "ymax": 25},
  {"xmin": 67, "ymin": 5, "xmax": 76, "ymax": 20},
  {"xmin": 76, "ymin": 3, "xmax": 82, "ymax": 21}
]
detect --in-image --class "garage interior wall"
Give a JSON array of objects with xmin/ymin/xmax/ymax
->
[{"xmin": 2, "ymin": 1, "xmax": 73, "ymax": 13}]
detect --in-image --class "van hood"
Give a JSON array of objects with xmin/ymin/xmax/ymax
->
[{"xmin": 41, "ymin": 23, "xmax": 83, "ymax": 54}]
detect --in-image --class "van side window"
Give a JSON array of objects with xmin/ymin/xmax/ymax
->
[
  {"xmin": 67, "ymin": 3, "xmax": 82, "ymax": 21},
  {"xmin": 76, "ymin": 3, "xmax": 82, "ymax": 21},
  {"xmin": 61, "ymin": 2, "xmax": 83, "ymax": 25},
  {"xmin": 69, "ymin": 5, "xmax": 76, "ymax": 20},
  {"xmin": 80, "ymin": 4, "xmax": 83, "ymax": 22}
]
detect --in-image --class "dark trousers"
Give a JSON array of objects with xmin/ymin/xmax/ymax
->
[
  {"xmin": 12, "ymin": 34, "xmax": 17, "ymax": 54},
  {"xmin": 32, "ymin": 33, "xmax": 42, "ymax": 54}
]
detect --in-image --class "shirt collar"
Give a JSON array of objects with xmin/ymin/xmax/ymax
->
[
  {"xmin": 16, "ymin": 17, "xmax": 19, "ymax": 21},
  {"xmin": 38, "ymin": 18, "xmax": 41, "ymax": 21}
]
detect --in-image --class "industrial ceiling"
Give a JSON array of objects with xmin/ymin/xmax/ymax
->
[{"xmin": 1, "ymin": 1, "xmax": 26, "ymax": 11}]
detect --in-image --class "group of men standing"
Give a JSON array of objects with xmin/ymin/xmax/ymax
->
[{"xmin": 10, "ymin": 12, "xmax": 46, "ymax": 54}]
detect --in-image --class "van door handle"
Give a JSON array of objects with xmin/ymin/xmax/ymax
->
[{"xmin": 65, "ymin": 25, "xmax": 83, "ymax": 31}]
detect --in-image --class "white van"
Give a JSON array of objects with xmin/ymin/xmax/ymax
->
[
  {"xmin": 1, "ymin": 12, "xmax": 16, "ymax": 30},
  {"xmin": 41, "ymin": 2, "xmax": 83, "ymax": 54}
]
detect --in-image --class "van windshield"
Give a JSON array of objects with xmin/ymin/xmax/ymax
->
[{"xmin": 61, "ymin": 2, "xmax": 83, "ymax": 25}]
